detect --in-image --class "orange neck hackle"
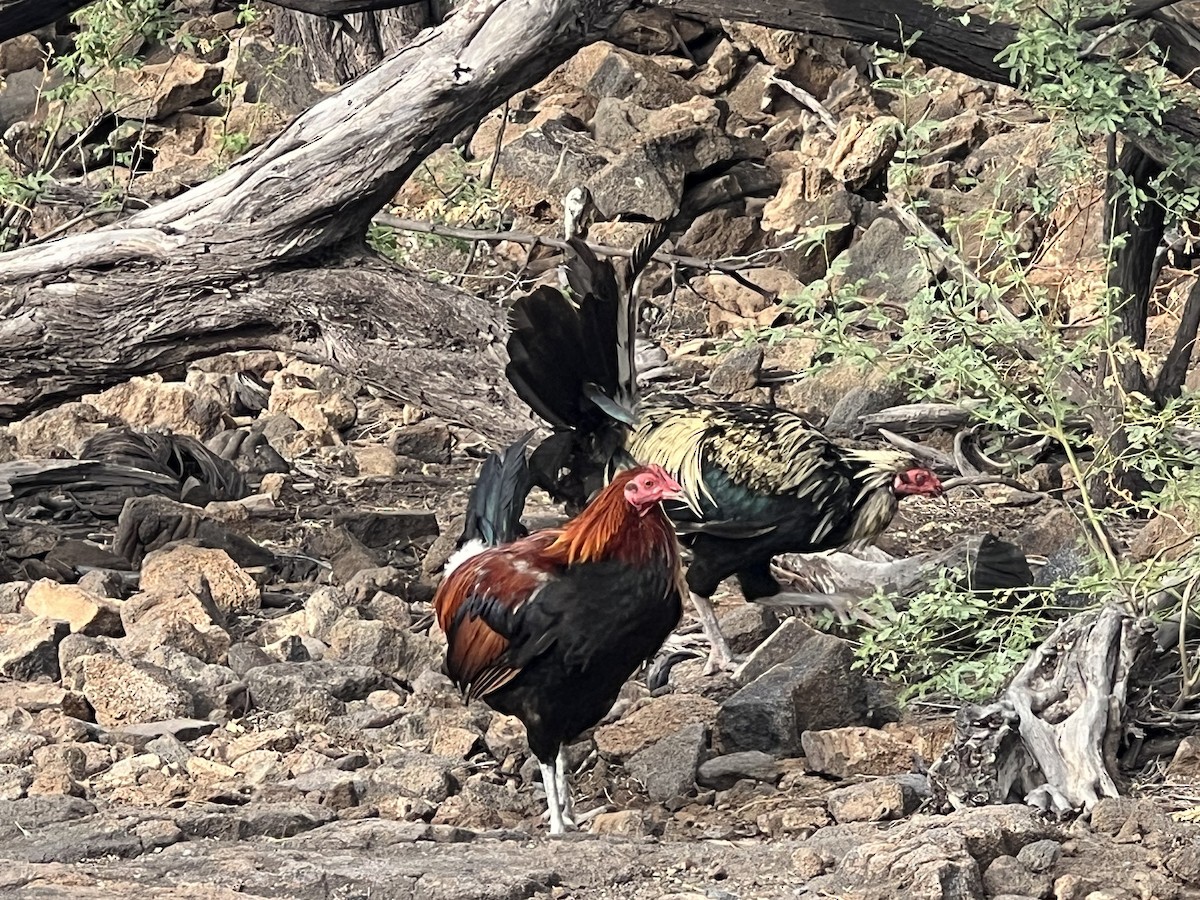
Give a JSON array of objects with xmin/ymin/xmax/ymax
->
[{"xmin": 548, "ymin": 466, "xmax": 678, "ymax": 566}]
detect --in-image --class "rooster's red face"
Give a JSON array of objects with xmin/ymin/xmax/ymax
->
[
  {"xmin": 893, "ymin": 467, "xmax": 944, "ymax": 498},
  {"xmin": 624, "ymin": 465, "xmax": 684, "ymax": 514}
]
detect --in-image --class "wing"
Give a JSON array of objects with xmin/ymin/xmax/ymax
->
[{"xmin": 434, "ymin": 534, "xmax": 558, "ymax": 702}]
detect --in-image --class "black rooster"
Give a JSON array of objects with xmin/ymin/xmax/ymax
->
[{"xmin": 505, "ymin": 235, "xmax": 944, "ymax": 671}]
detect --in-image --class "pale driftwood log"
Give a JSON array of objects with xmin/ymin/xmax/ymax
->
[
  {"xmin": 930, "ymin": 605, "xmax": 1156, "ymax": 813},
  {"xmin": 766, "ymin": 532, "xmax": 1033, "ymax": 623},
  {"xmin": 862, "ymin": 402, "xmax": 983, "ymax": 434},
  {"xmin": 0, "ymin": 0, "xmax": 629, "ymax": 429}
]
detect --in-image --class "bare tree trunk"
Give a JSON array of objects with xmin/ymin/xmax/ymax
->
[
  {"xmin": 271, "ymin": 4, "xmax": 436, "ymax": 85},
  {"xmin": 0, "ymin": 0, "xmax": 629, "ymax": 424}
]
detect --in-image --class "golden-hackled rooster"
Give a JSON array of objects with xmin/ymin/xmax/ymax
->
[{"xmin": 505, "ymin": 231, "xmax": 944, "ymax": 672}]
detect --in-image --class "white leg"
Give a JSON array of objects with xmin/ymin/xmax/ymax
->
[
  {"xmin": 539, "ymin": 760, "xmax": 567, "ymax": 835},
  {"xmin": 690, "ymin": 591, "xmax": 738, "ymax": 674},
  {"xmin": 555, "ymin": 746, "xmax": 576, "ymax": 828}
]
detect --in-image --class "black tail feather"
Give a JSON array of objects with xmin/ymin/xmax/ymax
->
[
  {"xmin": 459, "ymin": 431, "xmax": 535, "ymax": 548},
  {"xmin": 505, "ymin": 227, "xmax": 670, "ymax": 508}
]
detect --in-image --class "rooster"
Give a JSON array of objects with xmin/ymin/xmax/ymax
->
[
  {"xmin": 505, "ymin": 235, "xmax": 945, "ymax": 672},
  {"xmin": 435, "ymin": 441, "xmax": 684, "ymax": 834}
]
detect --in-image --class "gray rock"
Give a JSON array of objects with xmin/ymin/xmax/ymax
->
[
  {"xmin": 0, "ymin": 730, "xmax": 47, "ymax": 765},
  {"xmin": 717, "ymin": 604, "xmax": 779, "ymax": 655},
  {"xmin": 708, "ymin": 345, "xmax": 763, "ymax": 396},
  {"xmin": 1016, "ymin": 838, "xmax": 1062, "ymax": 873},
  {"xmin": 245, "ymin": 660, "xmax": 388, "ymax": 713},
  {"xmin": 827, "ymin": 774, "xmax": 927, "ymax": 823},
  {"xmin": 0, "ymin": 617, "xmax": 69, "ymax": 681},
  {"xmin": 626, "ymin": 722, "xmax": 707, "ymax": 802},
  {"xmin": 227, "ymin": 641, "xmax": 274, "ymax": 677},
  {"xmin": 732, "ymin": 617, "xmax": 821, "ymax": 685},
  {"xmin": 697, "ymin": 750, "xmax": 781, "ymax": 790},
  {"xmin": 145, "ymin": 734, "xmax": 192, "ymax": 767},
  {"xmin": 982, "ymin": 855, "xmax": 1052, "ymax": 899},
  {"xmin": 113, "ymin": 717, "xmax": 217, "ymax": 745},
  {"xmin": 387, "ymin": 422, "xmax": 452, "ymax": 465},
  {"xmin": 333, "ymin": 508, "xmax": 439, "ymax": 550},
  {"xmin": 366, "ymin": 752, "xmax": 456, "ymax": 804},
  {"xmin": 823, "ymin": 379, "xmax": 908, "ymax": 437},
  {"xmin": 806, "ymin": 826, "xmax": 983, "ymax": 899},
  {"xmin": 830, "ymin": 215, "xmax": 933, "ymax": 303},
  {"xmin": 0, "ymin": 796, "xmax": 97, "ymax": 841},
  {"xmin": 143, "ymin": 646, "xmax": 245, "ymax": 720},
  {"xmin": 716, "ymin": 633, "xmax": 867, "ymax": 755},
  {"xmin": 175, "ymin": 801, "xmax": 336, "ymax": 840}
]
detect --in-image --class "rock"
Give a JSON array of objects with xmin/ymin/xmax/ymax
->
[
  {"xmin": 0, "ymin": 617, "xmax": 69, "ymax": 681},
  {"xmin": 564, "ymin": 41, "xmax": 696, "ymax": 109},
  {"xmin": 760, "ymin": 166, "xmax": 858, "ymax": 278},
  {"xmin": 388, "ymin": 422, "xmax": 452, "ymax": 464},
  {"xmin": 1130, "ymin": 506, "xmax": 1198, "ymax": 562},
  {"xmin": 10, "ymin": 403, "xmax": 113, "ymax": 457},
  {"xmin": 1168, "ymin": 735, "xmax": 1200, "ymax": 781},
  {"xmin": 716, "ymin": 634, "xmax": 867, "ymax": 756},
  {"xmin": 676, "ymin": 210, "xmax": 761, "ymax": 262},
  {"xmin": 327, "ymin": 614, "xmax": 438, "ymax": 682},
  {"xmin": 718, "ymin": 605, "xmax": 779, "ymax": 655},
  {"xmin": 825, "ymin": 115, "xmax": 902, "ymax": 190},
  {"xmin": 89, "ymin": 374, "xmax": 223, "ymax": 438},
  {"xmin": 806, "ymin": 826, "xmax": 983, "ymax": 900},
  {"xmin": 227, "ymin": 642, "xmax": 274, "ymax": 677},
  {"xmin": 366, "ymin": 753, "xmax": 455, "ymax": 804},
  {"xmin": 268, "ymin": 372, "xmax": 357, "ymax": 436},
  {"xmin": 350, "ymin": 444, "xmax": 401, "ymax": 476},
  {"xmin": 827, "ymin": 774, "xmax": 928, "ymax": 823},
  {"xmin": 830, "ymin": 215, "xmax": 933, "ymax": 303},
  {"xmin": 823, "ymin": 378, "xmax": 908, "ymax": 436},
  {"xmin": 590, "ymin": 809, "xmax": 648, "ymax": 836},
  {"xmin": 626, "ymin": 722, "xmax": 707, "ymax": 803},
  {"xmin": 0, "ymin": 581, "xmax": 29, "ymax": 613},
  {"xmin": 695, "ymin": 268, "xmax": 795, "ymax": 337},
  {"xmin": 697, "ymin": 751, "xmax": 781, "ymax": 790},
  {"xmin": 115, "ymin": 718, "xmax": 217, "ymax": 745},
  {"xmin": 142, "ymin": 645, "xmax": 244, "ymax": 720},
  {"xmin": 708, "ymin": 345, "xmax": 763, "ymax": 396},
  {"xmin": 0, "ymin": 764, "xmax": 32, "ymax": 800},
  {"xmin": 301, "ymin": 526, "xmax": 381, "ymax": 584},
  {"xmin": 791, "ymin": 846, "xmax": 828, "ymax": 879},
  {"xmin": 430, "ymin": 725, "xmax": 481, "ymax": 759},
  {"xmin": 245, "ymin": 661, "xmax": 388, "ymax": 714},
  {"xmin": 732, "ymin": 617, "xmax": 822, "ymax": 685},
  {"xmin": 22, "ymin": 580, "xmax": 123, "ymax": 638},
  {"xmin": 75, "ymin": 655, "xmax": 194, "ymax": 727},
  {"xmin": 139, "ymin": 544, "xmax": 261, "ymax": 615},
  {"xmin": 121, "ymin": 589, "xmax": 230, "ymax": 664},
  {"xmin": 1017, "ymin": 839, "xmax": 1062, "ymax": 873},
  {"xmin": 333, "ymin": 508, "xmax": 439, "ymax": 550},
  {"xmin": 594, "ymin": 694, "xmax": 719, "ymax": 761},
  {"xmin": 802, "ymin": 727, "xmax": 917, "ymax": 778},
  {"xmin": 0, "ymin": 731, "xmax": 48, "ymax": 765},
  {"xmin": 0, "ymin": 34, "xmax": 42, "ymax": 74},
  {"xmin": 109, "ymin": 56, "xmax": 222, "ymax": 120},
  {"xmin": 983, "ymin": 855, "xmax": 1053, "ymax": 899},
  {"xmin": 75, "ymin": 569, "xmax": 128, "ymax": 601},
  {"xmin": 177, "ymin": 801, "xmax": 337, "ymax": 840}
]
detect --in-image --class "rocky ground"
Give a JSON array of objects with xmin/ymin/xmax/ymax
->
[{"xmin": 2, "ymin": 3, "xmax": 1200, "ymax": 900}]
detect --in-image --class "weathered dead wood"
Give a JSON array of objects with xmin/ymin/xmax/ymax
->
[
  {"xmin": 930, "ymin": 605, "xmax": 1156, "ymax": 813},
  {"xmin": 767, "ymin": 533, "xmax": 1033, "ymax": 622},
  {"xmin": 0, "ymin": 0, "xmax": 629, "ymax": 424},
  {"xmin": 271, "ymin": 4, "xmax": 434, "ymax": 84}
]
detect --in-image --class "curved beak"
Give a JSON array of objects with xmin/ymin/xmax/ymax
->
[{"xmin": 659, "ymin": 472, "xmax": 685, "ymax": 502}]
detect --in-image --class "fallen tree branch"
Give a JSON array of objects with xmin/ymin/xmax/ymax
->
[{"xmin": 0, "ymin": 0, "xmax": 631, "ymax": 420}]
